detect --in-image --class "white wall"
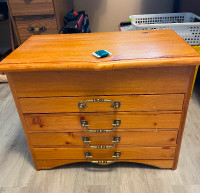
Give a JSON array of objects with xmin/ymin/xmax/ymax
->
[{"xmin": 74, "ymin": 0, "xmax": 174, "ymax": 32}]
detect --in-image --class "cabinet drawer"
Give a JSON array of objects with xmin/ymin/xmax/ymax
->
[
  {"xmin": 34, "ymin": 147, "xmax": 176, "ymax": 160},
  {"xmin": 16, "ymin": 15, "xmax": 58, "ymax": 43},
  {"xmin": 25, "ymin": 113, "xmax": 181, "ymax": 131},
  {"xmin": 10, "ymin": 67, "xmax": 189, "ymax": 97},
  {"xmin": 9, "ymin": 0, "xmax": 54, "ymax": 16},
  {"xmin": 30, "ymin": 131, "xmax": 178, "ymax": 147},
  {"xmin": 20, "ymin": 94, "xmax": 184, "ymax": 113}
]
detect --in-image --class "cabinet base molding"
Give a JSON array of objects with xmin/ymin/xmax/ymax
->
[{"xmin": 36, "ymin": 159, "xmax": 174, "ymax": 170}]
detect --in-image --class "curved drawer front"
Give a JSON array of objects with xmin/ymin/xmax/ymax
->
[
  {"xmin": 30, "ymin": 131, "xmax": 178, "ymax": 147},
  {"xmin": 25, "ymin": 113, "xmax": 181, "ymax": 131},
  {"xmin": 33, "ymin": 147, "xmax": 176, "ymax": 160},
  {"xmin": 20, "ymin": 94, "xmax": 184, "ymax": 113}
]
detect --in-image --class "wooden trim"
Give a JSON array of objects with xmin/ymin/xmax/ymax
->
[
  {"xmin": 51, "ymin": 0, "xmax": 59, "ymax": 32},
  {"xmin": 36, "ymin": 159, "xmax": 174, "ymax": 170},
  {"xmin": 24, "ymin": 111, "xmax": 182, "ymax": 116},
  {"xmin": 6, "ymin": 0, "xmax": 21, "ymax": 45},
  {"xmin": 8, "ymin": 13, "xmax": 15, "ymax": 51},
  {"xmin": 172, "ymin": 66, "xmax": 196, "ymax": 170},
  {"xmin": 1, "ymin": 57, "xmax": 200, "ymax": 73},
  {"xmin": 28, "ymin": 128, "xmax": 179, "ymax": 133},
  {"xmin": 6, "ymin": 73, "xmax": 39, "ymax": 170}
]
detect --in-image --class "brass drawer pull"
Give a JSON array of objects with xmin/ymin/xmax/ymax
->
[
  {"xmin": 28, "ymin": 26, "xmax": 47, "ymax": 32},
  {"xmin": 82, "ymin": 136, "xmax": 121, "ymax": 149},
  {"xmin": 80, "ymin": 119, "xmax": 121, "ymax": 133},
  {"xmin": 84, "ymin": 151, "xmax": 121, "ymax": 165},
  {"xmin": 78, "ymin": 99, "xmax": 121, "ymax": 109}
]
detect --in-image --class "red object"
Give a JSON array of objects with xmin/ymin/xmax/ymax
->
[
  {"xmin": 73, "ymin": 11, "xmax": 78, "ymax": 17},
  {"xmin": 77, "ymin": 14, "xmax": 84, "ymax": 29},
  {"xmin": 118, "ymin": 24, "xmax": 122, "ymax": 31}
]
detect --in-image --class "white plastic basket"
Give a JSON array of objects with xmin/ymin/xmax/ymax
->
[{"xmin": 129, "ymin": 12, "xmax": 200, "ymax": 46}]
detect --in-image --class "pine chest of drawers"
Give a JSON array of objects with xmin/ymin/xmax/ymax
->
[{"xmin": 0, "ymin": 30, "xmax": 200, "ymax": 170}]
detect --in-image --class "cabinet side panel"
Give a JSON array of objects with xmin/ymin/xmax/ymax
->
[
  {"xmin": 173, "ymin": 66, "xmax": 196, "ymax": 170},
  {"xmin": 6, "ymin": 73, "xmax": 39, "ymax": 170}
]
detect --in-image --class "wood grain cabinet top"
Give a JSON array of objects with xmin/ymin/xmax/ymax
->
[{"xmin": 0, "ymin": 30, "xmax": 200, "ymax": 72}]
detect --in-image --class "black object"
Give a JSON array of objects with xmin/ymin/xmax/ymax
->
[
  {"xmin": 60, "ymin": 10, "xmax": 91, "ymax": 34},
  {"xmin": 120, "ymin": 22, "xmax": 131, "ymax": 27},
  {"xmin": 194, "ymin": 17, "xmax": 200, "ymax": 22}
]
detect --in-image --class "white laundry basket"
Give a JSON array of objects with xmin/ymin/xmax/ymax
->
[{"xmin": 129, "ymin": 12, "xmax": 200, "ymax": 45}]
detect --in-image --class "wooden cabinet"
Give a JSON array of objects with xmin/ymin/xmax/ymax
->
[
  {"xmin": 7, "ymin": 0, "xmax": 73, "ymax": 44},
  {"xmin": 0, "ymin": 30, "xmax": 200, "ymax": 170},
  {"xmin": 15, "ymin": 15, "xmax": 58, "ymax": 43}
]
